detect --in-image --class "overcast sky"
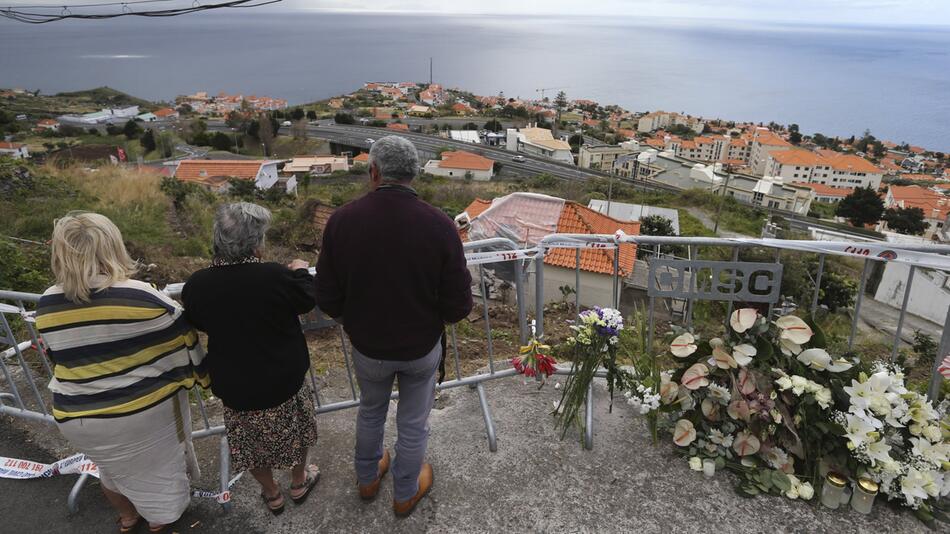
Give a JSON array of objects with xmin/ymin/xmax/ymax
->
[
  {"xmin": 2, "ymin": 0, "xmax": 949, "ymax": 25},
  {"xmin": 290, "ymin": 0, "xmax": 949, "ymax": 25}
]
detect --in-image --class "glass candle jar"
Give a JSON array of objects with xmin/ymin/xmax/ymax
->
[
  {"xmin": 850, "ymin": 478, "xmax": 879, "ymax": 515},
  {"xmin": 821, "ymin": 472, "xmax": 848, "ymax": 509},
  {"xmin": 702, "ymin": 459, "xmax": 715, "ymax": 477}
]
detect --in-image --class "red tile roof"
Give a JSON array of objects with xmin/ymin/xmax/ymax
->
[
  {"xmin": 386, "ymin": 123, "xmax": 409, "ymax": 131},
  {"xmin": 0, "ymin": 141, "xmax": 25, "ymax": 149},
  {"xmin": 791, "ymin": 181, "xmax": 854, "ymax": 198},
  {"xmin": 754, "ymin": 130, "xmax": 791, "ymax": 147},
  {"xmin": 887, "ymin": 185, "xmax": 950, "ymax": 220},
  {"xmin": 438, "ymin": 150, "xmax": 493, "ymax": 171},
  {"xmin": 153, "ymin": 108, "xmax": 178, "ymax": 117},
  {"xmin": 353, "ymin": 153, "xmax": 369, "ymax": 163},
  {"xmin": 459, "ymin": 197, "xmax": 640, "ymax": 276},
  {"xmin": 175, "ymin": 160, "xmax": 264, "ymax": 186}
]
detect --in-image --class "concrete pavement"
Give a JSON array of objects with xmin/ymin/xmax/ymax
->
[{"xmin": 0, "ymin": 375, "xmax": 926, "ymax": 533}]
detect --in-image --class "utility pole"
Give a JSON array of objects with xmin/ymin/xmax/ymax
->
[{"xmin": 713, "ymin": 171, "xmax": 732, "ymax": 234}]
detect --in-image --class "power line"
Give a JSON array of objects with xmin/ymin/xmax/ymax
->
[{"xmin": 0, "ymin": 0, "xmax": 281, "ymax": 23}]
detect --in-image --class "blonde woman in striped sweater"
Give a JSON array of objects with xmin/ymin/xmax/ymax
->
[{"xmin": 35, "ymin": 212, "xmax": 208, "ymax": 533}]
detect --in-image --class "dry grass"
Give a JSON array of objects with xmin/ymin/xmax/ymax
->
[{"xmin": 49, "ymin": 164, "xmax": 166, "ymax": 207}]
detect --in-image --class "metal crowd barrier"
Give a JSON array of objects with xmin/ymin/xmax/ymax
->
[{"xmin": 2, "ymin": 235, "xmax": 949, "ymax": 513}]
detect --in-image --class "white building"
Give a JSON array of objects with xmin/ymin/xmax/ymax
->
[
  {"xmin": 506, "ymin": 126, "xmax": 574, "ymax": 164},
  {"xmin": 281, "ymin": 156, "xmax": 349, "ymax": 177},
  {"xmin": 637, "ymin": 111, "xmax": 705, "ymax": 134},
  {"xmin": 764, "ymin": 149, "xmax": 884, "ymax": 190},
  {"xmin": 577, "ymin": 144, "xmax": 637, "ymax": 171},
  {"xmin": 0, "ymin": 141, "xmax": 29, "ymax": 159},
  {"xmin": 449, "ymin": 130, "xmax": 481, "ymax": 144},
  {"xmin": 587, "ymin": 200, "xmax": 681, "ymax": 234},
  {"xmin": 749, "ymin": 128, "xmax": 792, "ymax": 176},
  {"xmin": 423, "ymin": 150, "xmax": 494, "ymax": 181}
]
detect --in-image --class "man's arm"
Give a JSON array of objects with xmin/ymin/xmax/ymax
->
[
  {"xmin": 314, "ymin": 219, "xmax": 345, "ymax": 319},
  {"xmin": 438, "ymin": 224, "xmax": 474, "ymax": 324}
]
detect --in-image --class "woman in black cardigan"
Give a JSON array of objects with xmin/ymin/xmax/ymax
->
[{"xmin": 182, "ymin": 202, "xmax": 319, "ymax": 515}]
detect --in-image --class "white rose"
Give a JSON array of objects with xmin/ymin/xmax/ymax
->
[
  {"xmin": 798, "ymin": 482, "xmax": 814, "ymax": 500},
  {"xmin": 790, "ymin": 376, "xmax": 808, "ymax": 395},
  {"xmin": 909, "ymin": 423, "xmax": 923, "ymax": 436},
  {"xmin": 689, "ymin": 456, "xmax": 703, "ymax": 471},
  {"xmin": 922, "ymin": 425, "xmax": 942, "ymax": 443},
  {"xmin": 775, "ymin": 376, "xmax": 793, "ymax": 391},
  {"xmin": 814, "ymin": 388, "xmax": 833, "ymax": 409}
]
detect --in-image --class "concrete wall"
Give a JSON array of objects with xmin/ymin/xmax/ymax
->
[
  {"xmin": 873, "ymin": 262, "xmax": 950, "ymax": 325},
  {"xmin": 526, "ymin": 265, "xmax": 616, "ymax": 311}
]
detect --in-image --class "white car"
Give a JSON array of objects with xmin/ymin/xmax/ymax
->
[
  {"xmin": 281, "ymin": 120, "xmax": 292, "ymax": 127},
  {"xmin": 511, "ymin": 155, "xmax": 526, "ymax": 162},
  {"xmin": 366, "ymin": 138, "xmax": 375, "ymax": 145}
]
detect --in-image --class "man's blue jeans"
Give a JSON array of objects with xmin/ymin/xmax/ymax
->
[{"xmin": 352, "ymin": 340, "xmax": 440, "ymax": 502}]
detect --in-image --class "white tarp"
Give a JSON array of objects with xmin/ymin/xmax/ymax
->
[{"xmin": 467, "ymin": 193, "xmax": 565, "ymax": 247}]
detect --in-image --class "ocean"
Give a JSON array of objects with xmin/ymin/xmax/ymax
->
[{"xmin": 2, "ymin": 12, "xmax": 949, "ymax": 150}]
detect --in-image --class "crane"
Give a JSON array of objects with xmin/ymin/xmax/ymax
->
[{"xmin": 535, "ymin": 87, "xmax": 567, "ymax": 101}]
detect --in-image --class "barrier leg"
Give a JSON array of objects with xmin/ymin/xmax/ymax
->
[
  {"xmin": 475, "ymin": 382, "xmax": 497, "ymax": 453},
  {"xmin": 67, "ymin": 473, "xmax": 90, "ymax": 513},
  {"xmin": 219, "ymin": 436, "xmax": 232, "ymax": 512},
  {"xmin": 583, "ymin": 383, "xmax": 593, "ymax": 451}
]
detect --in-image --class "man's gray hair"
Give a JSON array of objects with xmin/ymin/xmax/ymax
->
[
  {"xmin": 213, "ymin": 202, "xmax": 272, "ymax": 261},
  {"xmin": 368, "ymin": 135, "xmax": 419, "ymax": 182}
]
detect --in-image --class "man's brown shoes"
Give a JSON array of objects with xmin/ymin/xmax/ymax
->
[
  {"xmin": 357, "ymin": 450, "xmax": 391, "ymax": 501},
  {"xmin": 392, "ymin": 463, "xmax": 433, "ymax": 518}
]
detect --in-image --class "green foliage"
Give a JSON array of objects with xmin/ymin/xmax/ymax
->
[
  {"xmin": 882, "ymin": 206, "xmax": 928, "ymax": 235},
  {"xmin": 334, "ymin": 112, "xmax": 355, "ymax": 125},
  {"xmin": 122, "ymin": 119, "xmax": 142, "ymax": 139},
  {"xmin": 836, "ymin": 186, "xmax": 884, "ymax": 227},
  {"xmin": 139, "ymin": 129, "xmax": 156, "ymax": 152},
  {"xmin": 0, "ymin": 241, "xmax": 50, "ymax": 294},
  {"xmin": 912, "ymin": 330, "xmax": 937, "ymax": 370},
  {"xmin": 210, "ymin": 131, "xmax": 234, "ymax": 152},
  {"xmin": 483, "ymin": 119, "xmax": 503, "ymax": 132},
  {"xmin": 529, "ymin": 173, "xmax": 558, "ymax": 189}
]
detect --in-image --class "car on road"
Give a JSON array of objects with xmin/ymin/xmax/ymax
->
[
  {"xmin": 365, "ymin": 138, "xmax": 375, "ymax": 145},
  {"xmin": 281, "ymin": 120, "xmax": 292, "ymax": 127},
  {"xmin": 511, "ymin": 155, "xmax": 526, "ymax": 162}
]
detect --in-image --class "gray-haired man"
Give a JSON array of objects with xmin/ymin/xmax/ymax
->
[{"xmin": 315, "ymin": 136, "xmax": 473, "ymax": 517}]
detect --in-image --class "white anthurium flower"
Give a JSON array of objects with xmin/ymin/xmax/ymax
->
[
  {"xmin": 710, "ymin": 346, "xmax": 737, "ymax": 370},
  {"xmin": 659, "ymin": 372, "xmax": 679, "ymax": 405},
  {"xmin": 732, "ymin": 344, "xmax": 757, "ymax": 367},
  {"xmin": 730, "ymin": 308, "xmax": 758, "ymax": 334},
  {"xmin": 732, "ymin": 431, "xmax": 761, "ymax": 456},
  {"xmin": 673, "ymin": 419, "xmax": 696, "ymax": 447},
  {"xmin": 775, "ymin": 315, "xmax": 813, "ymax": 345},
  {"xmin": 737, "ymin": 368, "xmax": 756, "ymax": 395},
  {"xmin": 826, "ymin": 358, "xmax": 854, "ymax": 373},
  {"xmin": 701, "ymin": 398, "xmax": 721, "ymax": 421},
  {"xmin": 670, "ymin": 332, "xmax": 698, "ymax": 358},
  {"xmin": 681, "ymin": 363, "xmax": 710, "ymax": 390},
  {"xmin": 796, "ymin": 348, "xmax": 835, "ymax": 371},
  {"xmin": 779, "ymin": 337, "xmax": 803, "ymax": 356}
]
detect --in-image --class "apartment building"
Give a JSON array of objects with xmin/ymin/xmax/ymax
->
[
  {"xmin": 749, "ymin": 128, "xmax": 792, "ymax": 176},
  {"xmin": 791, "ymin": 182, "xmax": 854, "ymax": 203},
  {"xmin": 423, "ymin": 150, "xmax": 495, "ymax": 181},
  {"xmin": 637, "ymin": 111, "xmax": 705, "ymax": 134},
  {"xmin": 506, "ymin": 126, "xmax": 574, "ymax": 163},
  {"xmin": 577, "ymin": 144, "xmax": 637, "ymax": 171},
  {"xmin": 880, "ymin": 185, "xmax": 950, "ymax": 239},
  {"xmin": 764, "ymin": 149, "xmax": 884, "ymax": 190}
]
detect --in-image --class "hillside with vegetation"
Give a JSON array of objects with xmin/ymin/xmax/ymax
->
[{"xmin": 0, "ymin": 86, "xmax": 157, "ymax": 118}]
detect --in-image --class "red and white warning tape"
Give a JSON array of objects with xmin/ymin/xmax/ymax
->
[{"xmin": 0, "ymin": 453, "xmax": 243, "ymax": 504}]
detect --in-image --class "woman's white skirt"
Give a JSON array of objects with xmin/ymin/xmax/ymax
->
[{"xmin": 57, "ymin": 390, "xmax": 198, "ymax": 525}]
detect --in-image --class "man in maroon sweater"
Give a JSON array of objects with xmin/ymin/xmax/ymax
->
[{"xmin": 314, "ymin": 136, "xmax": 473, "ymax": 517}]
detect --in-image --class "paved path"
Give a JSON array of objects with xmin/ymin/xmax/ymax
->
[
  {"xmin": 859, "ymin": 296, "xmax": 942, "ymax": 346},
  {"xmin": 0, "ymin": 376, "xmax": 927, "ymax": 533}
]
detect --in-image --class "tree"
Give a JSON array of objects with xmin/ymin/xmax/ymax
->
[
  {"xmin": 211, "ymin": 131, "xmax": 233, "ymax": 151},
  {"xmin": 484, "ymin": 119, "xmax": 503, "ymax": 132},
  {"xmin": 882, "ymin": 206, "xmax": 928, "ymax": 235},
  {"xmin": 139, "ymin": 129, "xmax": 156, "ymax": 152},
  {"xmin": 334, "ymin": 112, "xmax": 355, "ymax": 125},
  {"xmin": 105, "ymin": 124, "xmax": 122, "ymax": 136},
  {"xmin": 835, "ymin": 186, "xmax": 884, "ymax": 227},
  {"xmin": 568, "ymin": 134, "xmax": 584, "ymax": 154},
  {"xmin": 789, "ymin": 131, "xmax": 802, "ymax": 144},
  {"xmin": 158, "ymin": 131, "xmax": 174, "ymax": 158},
  {"xmin": 123, "ymin": 119, "xmax": 142, "ymax": 139},
  {"xmin": 638, "ymin": 215, "xmax": 678, "ymax": 258},
  {"xmin": 258, "ymin": 112, "xmax": 275, "ymax": 156},
  {"xmin": 290, "ymin": 120, "xmax": 308, "ymax": 140},
  {"xmin": 306, "ymin": 110, "xmax": 317, "ymax": 121},
  {"xmin": 788, "ymin": 123, "xmax": 800, "ymax": 133},
  {"xmin": 290, "ymin": 108, "xmax": 305, "ymax": 121}
]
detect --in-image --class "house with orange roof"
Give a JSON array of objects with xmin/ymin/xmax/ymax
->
[
  {"xmin": 386, "ymin": 122, "xmax": 409, "ymax": 131},
  {"xmin": 455, "ymin": 193, "xmax": 640, "ymax": 307},
  {"xmin": 0, "ymin": 141, "xmax": 29, "ymax": 159},
  {"xmin": 423, "ymin": 150, "xmax": 495, "ymax": 181},
  {"xmin": 451, "ymin": 102, "xmax": 472, "ymax": 115},
  {"xmin": 764, "ymin": 148, "xmax": 883, "ymax": 190},
  {"xmin": 35, "ymin": 118, "xmax": 60, "ymax": 132},
  {"xmin": 880, "ymin": 184, "xmax": 950, "ymax": 239},
  {"xmin": 791, "ymin": 182, "xmax": 854, "ymax": 203},
  {"xmin": 173, "ymin": 159, "xmax": 286, "ymax": 193},
  {"xmin": 506, "ymin": 125, "xmax": 574, "ymax": 164},
  {"xmin": 153, "ymin": 108, "xmax": 179, "ymax": 120},
  {"xmin": 352, "ymin": 152, "xmax": 369, "ymax": 165},
  {"xmin": 749, "ymin": 128, "xmax": 792, "ymax": 176}
]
